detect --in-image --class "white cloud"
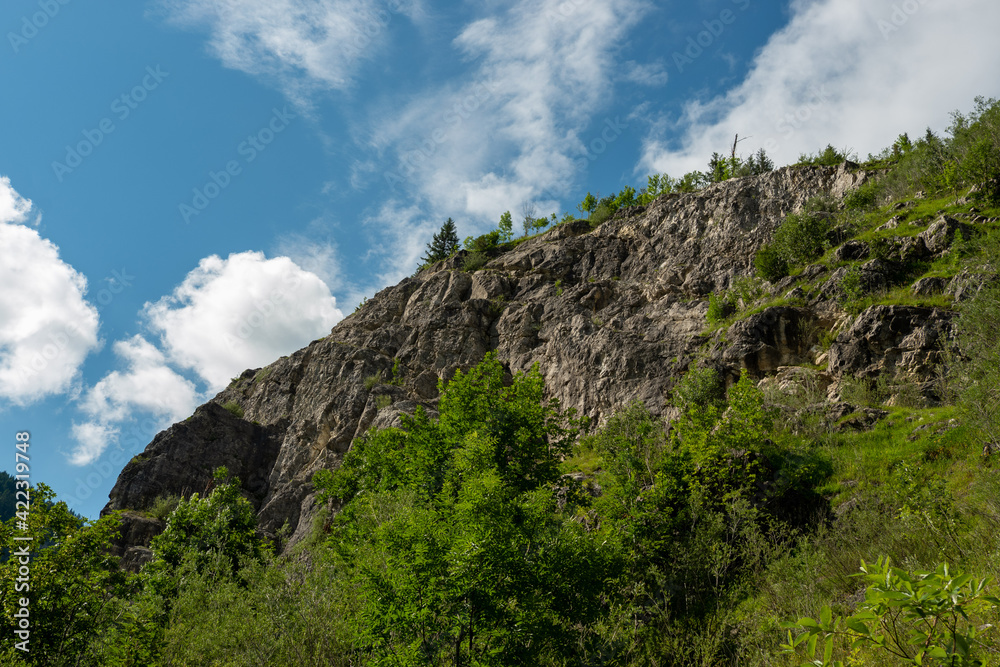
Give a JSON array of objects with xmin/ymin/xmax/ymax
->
[
  {"xmin": 0, "ymin": 176, "xmax": 32, "ymax": 224},
  {"xmin": 640, "ymin": 0, "xmax": 1000, "ymax": 176},
  {"xmin": 158, "ymin": 0, "xmax": 424, "ymax": 104},
  {"xmin": 373, "ymin": 0, "xmax": 648, "ymax": 221},
  {"xmin": 144, "ymin": 251, "xmax": 343, "ymax": 390},
  {"xmin": 70, "ymin": 336, "xmax": 199, "ymax": 465},
  {"xmin": 0, "ymin": 178, "xmax": 100, "ymax": 406},
  {"xmin": 79, "ymin": 336, "xmax": 199, "ymax": 425},
  {"xmin": 69, "ymin": 422, "xmax": 121, "ymax": 467},
  {"xmin": 623, "ymin": 60, "xmax": 669, "ymax": 87}
]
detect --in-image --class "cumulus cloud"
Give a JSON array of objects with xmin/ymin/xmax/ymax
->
[
  {"xmin": 0, "ymin": 176, "xmax": 32, "ymax": 224},
  {"xmin": 144, "ymin": 251, "xmax": 343, "ymax": 390},
  {"xmin": 0, "ymin": 177, "xmax": 100, "ymax": 406},
  {"xmin": 70, "ymin": 335, "xmax": 200, "ymax": 465},
  {"xmin": 79, "ymin": 336, "xmax": 199, "ymax": 425},
  {"xmin": 158, "ymin": 0, "xmax": 424, "ymax": 103},
  {"xmin": 640, "ymin": 0, "xmax": 1000, "ymax": 176}
]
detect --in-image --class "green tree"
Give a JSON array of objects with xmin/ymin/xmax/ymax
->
[
  {"xmin": 144, "ymin": 467, "xmax": 270, "ymax": 602},
  {"xmin": 0, "ymin": 485, "xmax": 153, "ymax": 665},
  {"xmin": 577, "ymin": 192, "xmax": 598, "ymax": 216},
  {"xmin": 314, "ymin": 353, "xmax": 613, "ymax": 666},
  {"xmin": 498, "ymin": 210, "xmax": 514, "ymax": 242},
  {"xmin": 421, "ymin": 217, "xmax": 461, "ymax": 265}
]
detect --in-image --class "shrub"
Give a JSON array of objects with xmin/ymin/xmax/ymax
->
[
  {"xmin": 773, "ymin": 207, "xmax": 832, "ymax": 266},
  {"xmin": 374, "ymin": 394, "xmax": 392, "ymax": 410},
  {"xmin": 796, "ymin": 144, "xmax": 852, "ymax": 166},
  {"xmin": 952, "ymin": 251, "xmax": 1000, "ymax": 446},
  {"xmin": 462, "ymin": 251, "xmax": 488, "ymax": 272},
  {"xmin": 755, "ymin": 243, "xmax": 789, "ymax": 282},
  {"xmin": 706, "ymin": 292, "xmax": 735, "ymax": 324},
  {"xmin": 463, "ymin": 229, "xmax": 501, "ymax": 252},
  {"xmin": 221, "ymin": 401, "xmax": 244, "ymax": 419},
  {"xmin": 363, "ymin": 374, "xmax": 379, "ymax": 391},
  {"xmin": 843, "ymin": 179, "xmax": 883, "ymax": 210},
  {"xmin": 148, "ymin": 495, "xmax": 182, "ymax": 520}
]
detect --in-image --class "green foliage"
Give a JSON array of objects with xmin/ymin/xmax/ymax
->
[
  {"xmin": 498, "ymin": 210, "xmax": 514, "ymax": 242},
  {"xmin": 756, "ymin": 195, "xmax": 836, "ymax": 282},
  {"xmin": 577, "ymin": 192, "xmax": 598, "ymax": 215},
  {"xmin": 145, "ymin": 467, "xmax": 270, "ymax": 600},
  {"xmin": 147, "ymin": 495, "xmax": 181, "ymax": 520},
  {"xmin": 313, "ymin": 353, "xmax": 611, "ymax": 665},
  {"xmin": 363, "ymin": 372, "xmax": 380, "ymax": 391},
  {"xmin": 797, "ymin": 144, "xmax": 853, "ymax": 166},
  {"xmin": 843, "ymin": 179, "xmax": 884, "ymax": 211},
  {"xmin": 375, "ymin": 393, "xmax": 392, "ymax": 410},
  {"xmin": 462, "ymin": 250, "xmax": 488, "ymax": 272},
  {"xmin": 221, "ymin": 400, "xmax": 244, "ymax": 418},
  {"xmin": 637, "ymin": 172, "xmax": 678, "ymax": 204},
  {"xmin": 671, "ymin": 365, "xmax": 726, "ymax": 413},
  {"xmin": 773, "ymin": 201, "xmax": 834, "ymax": 266},
  {"xmin": 756, "ymin": 242, "xmax": 790, "ymax": 281},
  {"xmin": 677, "ymin": 170, "xmax": 708, "ymax": 192},
  {"xmin": 783, "ymin": 557, "xmax": 1000, "ymax": 666},
  {"xmin": 0, "ymin": 485, "xmax": 153, "ymax": 665},
  {"xmin": 951, "ymin": 239, "xmax": 1000, "ymax": 446},
  {"xmin": 707, "ymin": 291, "xmax": 737, "ymax": 324},
  {"xmin": 463, "ymin": 229, "xmax": 501, "ymax": 252},
  {"xmin": 421, "ymin": 217, "xmax": 461, "ymax": 265}
]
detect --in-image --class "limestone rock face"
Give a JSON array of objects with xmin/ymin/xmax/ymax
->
[
  {"xmin": 828, "ymin": 305, "xmax": 954, "ymax": 382},
  {"xmin": 103, "ymin": 164, "xmax": 928, "ymax": 550}
]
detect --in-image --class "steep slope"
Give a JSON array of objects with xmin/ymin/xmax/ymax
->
[{"xmin": 102, "ymin": 164, "xmax": 875, "ymax": 548}]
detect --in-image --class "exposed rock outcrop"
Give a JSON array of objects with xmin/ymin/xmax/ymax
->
[{"xmin": 105, "ymin": 163, "xmax": 956, "ymax": 552}]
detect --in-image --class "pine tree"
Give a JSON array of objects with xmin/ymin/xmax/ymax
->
[{"xmin": 421, "ymin": 218, "xmax": 460, "ymax": 265}]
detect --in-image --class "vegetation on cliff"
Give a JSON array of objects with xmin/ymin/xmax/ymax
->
[{"xmin": 3, "ymin": 97, "xmax": 1000, "ymax": 665}]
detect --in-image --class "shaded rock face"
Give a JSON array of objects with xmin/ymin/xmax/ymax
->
[
  {"xmin": 103, "ymin": 401, "xmax": 283, "ymax": 515},
  {"xmin": 828, "ymin": 305, "xmax": 954, "ymax": 382},
  {"xmin": 103, "ymin": 164, "xmax": 898, "ymax": 549},
  {"xmin": 722, "ymin": 307, "xmax": 831, "ymax": 376},
  {"xmin": 108, "ymin": 513, "xmax": 162, "ymax": 573}
]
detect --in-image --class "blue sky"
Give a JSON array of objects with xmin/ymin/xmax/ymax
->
[{"xmin": 1, "ymin": 0, "xmax": 998, "ymax": 518}]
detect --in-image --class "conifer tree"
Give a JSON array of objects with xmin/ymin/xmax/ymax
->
[{"xmin": 421, "ymin": 217, "xmax": 460, "ymax": 265}]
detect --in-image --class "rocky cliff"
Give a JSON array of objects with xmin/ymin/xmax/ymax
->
[{"xmin": 102, "ymin": 163, "xmax": 964, "ymax": 552}]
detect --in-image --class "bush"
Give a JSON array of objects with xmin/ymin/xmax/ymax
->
[
  {"xmin": 462, "ymin": 250, "xmax": 488, "ymax": 271},
  {"xmin": 755, "ymin": 243, "xmax": 789, "ymax": 282},
  {"xmin": 952, "ymin": 255, "xmax": 1000, "ymax": 446},
  {"xmin": 464, "ymin": 229, "xmax": 501, "ymax": 252},
  {"xmin": 773, "ymin": 208, "xmax": 833, "ymax": 267},
  {"xmin": 706, "ymin": 292, "xmax": 735, "ymax": 324},
  {"xmin": 843, "ymin": 179, "xmax": 883, "ymax": 210},
  {"xmin": 797, "ymin": 144, "xmax": 852, "ymax": 166},
  {"xmin": 148, "ymin": 495, "xmax": 181, "ymax": 520},
  {"xmin": 363, "ymin": 373, "xmax": 380, "ymax": 391}
]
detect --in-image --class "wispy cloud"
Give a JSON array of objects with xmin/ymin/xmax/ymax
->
[
  {"xmin": 640, "ymin": 0, "xmax": 1000, "ymax": 176},
  {"xmin": 372, "ymin": 0, "xmax": 649, "ymax": 220},
  {"xmin": 156, "ymin": 0, "xmax": 424, "ymax": 105}
]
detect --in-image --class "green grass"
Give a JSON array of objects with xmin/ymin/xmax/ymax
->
[
  {"xmin": 559, "ymin": 447, "xmax": 603, "ymax": 477},
  {"xmin": 221, "ymin": 401, "xmax": 244, "ymax": 419}
]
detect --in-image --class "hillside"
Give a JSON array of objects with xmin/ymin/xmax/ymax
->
[
  {"xmin": 102, "ymin": 164, "xmax": 871, "ymax": 553},
  {"xmin": 3, "ymin": 97, "xmax": 1000, "ymax": 665}
]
